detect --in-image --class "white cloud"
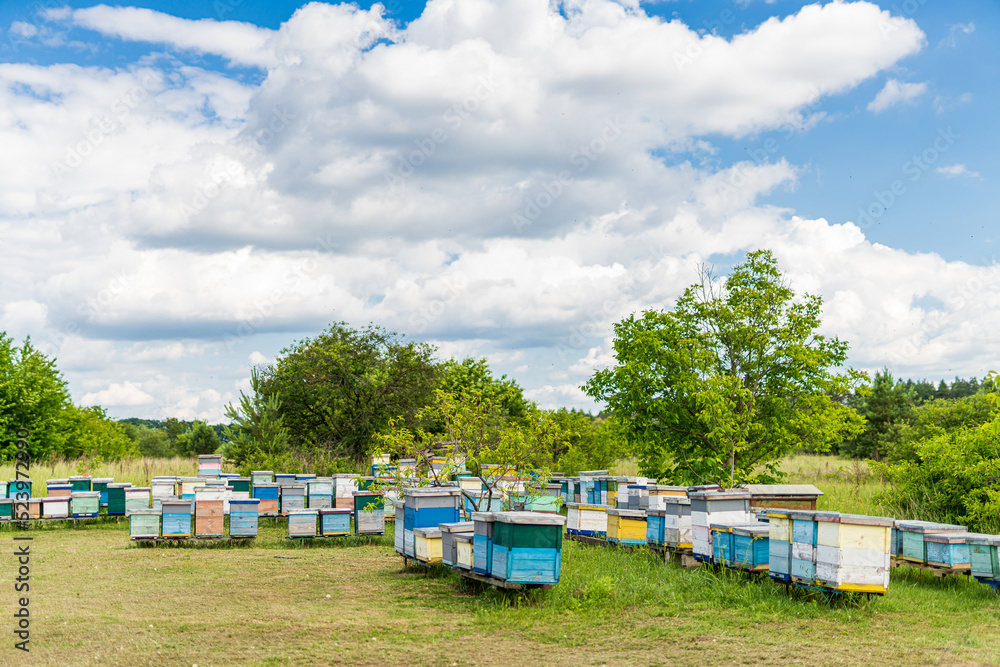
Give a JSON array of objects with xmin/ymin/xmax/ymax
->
[
  {"xmin": 81, "ymin": 381, "xmax": 155, "ymax": 406},
  {"xmin": 936, "ymin": 164, "xmax": 982, "ymax": 179},
  {"xmin": 939, "ymin": 21, "xmax": 975, "ymax": 48},
  {"xmin": 9, "ymin": 21, "xmax": 39, "ymax": 38},
  {"xmin": 867, "ymin": 78, "xmax": 928, "ymax": 113}
]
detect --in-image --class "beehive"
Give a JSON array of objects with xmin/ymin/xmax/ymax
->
[
  {"xmin": 288, "ymin": 509, "xmax": 318, "ymax": 538},
  {"xmin": 925, "ymin": 532, "xmax": 974, "ymax": 570},
  {"xmin": 9, "ymin": 479, "xmax": 32, "ymax": 499},
  {"xmin": 161, "ymin": 500, "xmax": 193, "ymax": 537},
  {"xmin": 414, "ymin": 526, "xmax": 444, "ymax": 564},
  {"xmin": 106, "ymin": 483, "xmax": 132, "ymax": 516},
  {"xmin": 151, "ymin": 478, "xmax": 177, "ymax": 499},
  {"xmin": 274, "ymin": 474, "xmax": 297, "ymax": 489},
  {"xmin": 296, "ymin": 473, "xmax": 316, "ymax": 484},
  {"xmin": 0, "ymin": 499, "xmax": 12, "ymax": 520},
  {"xmin": 765, "ymin": 509, "xmax": 793, "ymax": 582},
  {"xmin": 251, "ymin": 470, "xmax": 274, "ymax": 486},
  {"xmin": 229, "ymin": 499, "xmax": 260, "ymax": 538},
  {"xmin": 607, "ymin": 508, "xmax": 647, "ymax": 546},
  {"xmin": 129, "ymin": 509, "xmax": 161, "ymax": 539},
  {"xmin": 454, "ymin": 533, "xmax": 475, "ymax": 570},
  {"xmin": 307, "ymin": 478, "xmax": 334, "ymax": 509},
  {"xmin": 92, "ymin": 478, "xmax": 113, "ymax": 506},
  {"xmin": 353, "ymin": 491, "xmax": 386, "ymax": 535},
  {"xmin": 334, "ymin": 474, "xmax": 360, "ymax": 509},
  {"xmin": 229, "ymin": 477, "xmax": 252, "ymax": 501},
  {"xmin": 125, "ymin": 487, "xmax": 151, "ymax": 514},
  {"xmin": 197, "ymin": 454, "xmax": 222, "ymax": 477},
  {"xmin": 0, "ymin": 480, "xmax": 7, "ymax": 499},
  {"xmin": 194, "ymin": 494, "xmax": 224, "ymax": 537},
  {"xmin": 710, "ymin": 524, "xmax": 735, "ymax": 565},
  {"xmin": 646, "ymin": 509, "xmax": 667, "ymax": 547},
  {"xmin": 70, "ymin": 491, "xmax": 100, "ymax": 518},
  {"xmin": 689, "ymin": 490, "xmax": 753, "ymax": 562},
  {"xmin": 179, "ymin": 477, "xmax": 206, "ymax": 500},
  {"xmin": 69, "ymin": 475, "xmax": 92, "ymax": 493},
  {"xmin": 664, "ymin": 497, "xmax": 693, "ymax": 548},
  {"xmin": 253, "ymin": 483, "xmax": 280, "ymax": 515},
  {"xmin": 745, "ymin": 484, "xmax": 823, "ymax": 511},
  {"xmin": 815, "ymin": 513, "xmax": 893, "ymax": 593},
  {"xmin": 896, "ymin": 521, "xmax": 967, "ymax": 564},
  {"xmin": 47, "ymin": 484, "xmax": 73, "ymax": 498},
  {"xmin": 280, "ymin": 485, "xmax": 307, "ymax": 515},
  {"xmin": 789, "ymin": 510, "xmax": 819, "ymax": 581},
  {"xmin": 463, "ymin": 490, "xmax": 503, "ymax": 517},
  {"xmin": 576, "ymin": 504, "xmax": 610, "ymax": 538},
  {"xmin": 440, "ymin": 522, "xmax": 475, "ymax": 566},
  {"xmin": 318, "ymin": 508, "xmax": 351, "ymax": 536},
  {"xmin": 46, "ymin": 477, "xmax": 69, "ymax": 488},
  {"xmin": 393, "ymin": 500, "xmax": 405, "ymax": 553},
  {"xmin": 42, "ymin": 496, "xmax": 70, "ymax": 519},
  {"xmin": 403, "ymin": 488, "xmax": 462, "ymax": 557},
  {"xmin": 968, "ymin": 534, "xmax": 1000, "ymax": 585},
  {"xmin": 458, "ymin": 475, "xmax": 484, "ymax": 493},
  {"xmin": 732, "ymin": 524, "xmax": 770, "ymax": 571},
  {"xmin": 472, "ymin": 512, "xmax": 496, "ymax": 575},
  {"xmin": 491, "ymin": 512, "xmax": 567, "ymax": 584},
  {"xmin": 26, "ymin": 498, "xmax": 42, "ymax": 519}
]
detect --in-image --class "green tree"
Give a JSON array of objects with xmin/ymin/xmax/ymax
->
[
  {"xmin": 162, "ymin": 418, "xmax": 187, "ymax": 448},
  {"xmin": 223, "ymin": 367, "xmax": 290, "ymax": 468},
  {"xmin": 122, "ymin": 423, "xmax": 175, "ymax": 458},
  {"xmin": 437, "ymin": 357, "xmax": 533, "ymax": 426},
  {"xmin": 585, "ymin": 250, "xmax": 864, "ymax": 487},
  {"xmin": 175, "ymin": 421, "xmax": 222, "ymax": 456},
  {"xmin": 840, "ymin": 368, "xmax": 914, "ymax": 461},
  {"xmin": 63, "ymin": 406, "xmax": 140, "ymax": 460},
  {"xmin": 262, "ymin": 322, "xmax": 439, "ymax": 463}
]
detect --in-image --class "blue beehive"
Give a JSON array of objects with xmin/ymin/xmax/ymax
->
[
  {"xmin": 896, "ymin": 521, "xmax": 967, "ymax": 564},
  {"xmin": 319, "ymin": 508, "xmax": 352, "ymax": 536},
  {"xmin": 161, "ymin": 500, "xmax": 193, "ymax": 537},
  {"xmin": 472, "ymin": 512, "xmax": 495, "ymax": 575},
  {"xmin": 925, "ymin": 532, "xmax": 975, "ymax": 570},
  {"xmin": 490, "ymin": 512, "xmax": 567, "ymax": 585},
  {"xmin": 789, "ymin": 510, "xmax": 819, "ymax": 581},
  {"xmin": 9, "ymin": 479, "xmax": 32, "ymax": 500},
  {"xmin": 710, "ymin": 524, "xmax": 735, "ymax": 565},
  {"xmin": 403, "ymin": 488, "xmax": 461, "ymax": 557},
  {"xmin": 732, "ymin": 524, "xmax": 770, "ymax": 571},
  {"xmin": 646, "ymin": 509, "xmax": 666, "ymax": 547},
  {"xmin": 229, "ymin": 499, "xmax": 260, "ymax": 538}
]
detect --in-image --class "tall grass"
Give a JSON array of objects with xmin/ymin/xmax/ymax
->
[{"xmin": 0, "ymin": 456, "xmax": 197, "ymax": 494}]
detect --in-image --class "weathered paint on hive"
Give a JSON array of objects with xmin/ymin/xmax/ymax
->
[
  {"xmin": 70, "ymin": 491, "xmax": 100, "ymax": 517},
  {"xmin": 229, "ymin": 499, "xmax": 260, "ymax": 537},
  {"xmin": 288, "ymin": 509, "xmax": 319, "ymax": 538},
  {"xmin": 129, "ymin": 510, "xmax": 161, "ymax": 538},
  {"xmin": 319, "ymin": 508, "xmax": 351, "ymax": 536},
  {"xmin": 455, "ymin": 534, "xmax": 474, "ymax": 570},
  {"xmin": 42, "ymin": 497, "xmax": 70, "ymax": 518},
  {"xmin": 414, "ymin": 527, "xmax": 444, "ymax": 564}
]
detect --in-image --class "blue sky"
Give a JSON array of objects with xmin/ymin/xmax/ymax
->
[{"xmin": 1, "ymin": 0, "xmax": 998, "ymax": 421}]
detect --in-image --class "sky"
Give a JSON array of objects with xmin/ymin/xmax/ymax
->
[{"xmin": 0, "ymin": 0, "xmax": 998, "ymax": 423}]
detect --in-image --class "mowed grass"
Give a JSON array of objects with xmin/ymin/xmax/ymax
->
[{"xmin": 2, "ymin": 453, "xmax": 999, "ymax": 665}]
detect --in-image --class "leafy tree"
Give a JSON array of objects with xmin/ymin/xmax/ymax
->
[
  {"xmin": 223, "ymin": 367, "xmax": 290, "ymax": 468},
  {"xmin": 585, "ymin": 250, "xmax": 864, "ymax": 487},
  {"xmin": 437, "ymin": 357, "xmax": 533, "ymax": 426},
  {"xmin": 840, "ymin": 368, "xmax": 914, "ymax": 461},
  {"xmin": 175, "ymin": 421, "xmax": 222, "ymax": 456},
  {"xmin": 122, "ymin": 423, "xmax": 175, "ymax": 458},
  {"xmin": 162, "ymin": 418, "xmax": 187, "ymax": 448},
  {"xmin": 262, "ymin": 322, "xmax": 439, "ymax": 463},
  {"xmin": 531, "ymin": 408, "xmax": 627, "ymax": 474},
  {"xmin": 63, "ymin": 406, "xmax": 140, "ymax": 460},
  {"xmin": 889, "ymin": 391, "xmax": 996, "ymax": 462}
]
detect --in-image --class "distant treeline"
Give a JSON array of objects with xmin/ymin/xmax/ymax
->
[{"xmin": 116, "ymin": 418, "xmax": 228, "ymax": 459}]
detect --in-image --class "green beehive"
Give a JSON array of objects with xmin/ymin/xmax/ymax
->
[
  {"xmin": 92, "ymin": 478, "xmax": 114, "ymax": 506},
  {"xmin": 0, "ymin": 499, "xmax": 12, "ymax": 520},
  {"xmin": 129, "ymin": 510, "xmax": 161, "ymax": 539},
  {"xmin": 71, "ymin": 491, "xmax": 100, "ymax": 517},
  {"xmin": 69, "ymin": 476, "xmax": 92, "ymax": 492},
  {"xmin": 107, "ymin": 483, "xmax": 132, "ymax": 516},
  {"xmin": 230, "ymin": 477, "xmax": 251, "ymax": 496}
]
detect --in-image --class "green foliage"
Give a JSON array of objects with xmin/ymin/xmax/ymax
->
[
  {"xmin": 437, "ymin": 357, "xmax": 533, "ymax": 426},
  {"xmin": 175, "ymin": 421, "xmax": 222, "ymax": 456},
  {"xmin": 62, "ymin": 406, "xmax": 140, "ymax": 460},
  {"xmin": 533, "ymin": 409, "xmax": 626, "ymax": 474},
  {"xmin": 263, "ymin": 322, "xmax": 439, "ymax": 463},
  {"xmin": 840, "ymin": 368, "xmax": 914, "ymax": 461},
  {"xmin": 585, "ymin": 250, "xmax": 864, "ymax": 487},
  {"xmin": 121, "ymin": 423, "xmax": 174, "ymax": 458},
  {"xmin": 223, "ymin": 367, "xmax": 291, "ymax": 468}
]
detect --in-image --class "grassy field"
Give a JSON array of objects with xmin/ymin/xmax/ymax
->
[{"xmin": 2, "ymin": 455, "xmax": 999, "ymax": 665}]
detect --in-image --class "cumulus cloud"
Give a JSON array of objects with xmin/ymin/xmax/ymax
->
[
  {"xmin": 867, "ymin": 78, "xmax": 928, "ymax": 113},
  {"xmin": 936, "ymin": 164, "xmax": 982, "ymax": 179}
]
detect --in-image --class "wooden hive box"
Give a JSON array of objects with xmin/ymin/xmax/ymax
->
[
  {"xmin": 392, "ymin": 500, "xmax": 405, "ymax": 553},
  {"xmin": 0, "ymin": 499, "xmax": 12, "ymax": 520},
  {"xmin": 125, "ymin": 487, "xmax": 151, "ymax": 514},
  {"xmin": 106, "ymin": 483, "xmax": 132, "ymax": 516},
  {"xmin": 161, "ymin": 500, "xmax": 193, "ymax": 537},
  {"xmin": 765, "ymin": 509, "xmax": 793, "ymax": 582},
  {"xmin": 654, "ymin": 485, "xmax": 690, "ymax": 498},
  {"xmin": 151, "ymin": 478, "xmax": 177, "ymax": 498},
  {"xmin": 296, "ymin": 474, "xmax": 316, "ymax": 484},
  {"xmin": 576, "ymin": 504, "xmax": 610, "ymax": 538},
  {"xmin": 70, "ymin": 491, "xmax": 101, "ymax": 518},
  {"xmin": 710, "ymin": 524, "xmax": 737, "ymax": 565},
  {"xmin": 9, "ymin": 478, "xmax": 33, "ymax": 500},
  {"xmin": 197, "ymin": 454, "xmax": 222, "ymax": 478},
  {"xmin": 968, "ymin": 534, "xmax": 1000, "ymax": 584},
  {"xmin": 251, "ymin": 471, "xmax": 274, "ymax": 486},
  {"xmin": 472, "ymin": 512, "xmax": 496, "ymax": 575},
  {"xmin": 307, "ymin": 479, "xmax": 334, "ymax": 509},
  {"xmin": 455, "ymin": 533, "xmax": 475, "ymax": 570},
  {"xmin": 745, "ymin": 484, "xmax": 824, "ymax": 511},
  {"xmin": 414, "ymin": 526, "xmax": 444, "ymax": 564},
  {"xmin": 46, "ymin": 478, "xmax": 70, "ymax": 487},
  {"xmin": 403, "ymin": 488, "xmax": 462, "ymax": 557},
  {"xmin": 491, "ymin": 512, "xmax": 567, "ymax": 584},
  {"xmin": 179, "ymin": 477, "xmax": 206, "ymax": 500},
  {"xmin": 925, "ymin": 532, "xmax": 974, "ymax": 570},
  {"xmin": 26, "ymin": 498, "xmax": 42, "ymax": 519},
  {"xmin": 91, "ymin": 478, "xmax": 113, "ymax": 506},
  {"xmin": 129, "ymin": 509, "xmax": 161, "ymax": 539},
  {"xmin": 274, "ymin": 474, "xmax": 297, "ymax": 490},
  {"xmin": 663, "ymin": 497, "xmax": 693, "ymax": 548},
  {"xmin": 353, "ymin": 491, "xmax": 386, "ymax": 535},
  {"xmin": 69, "ymin": 475, "xmax": 92, "ymax": 492},
  {"xmin": 229, "ymin": 499, "xmax": 260, "ymax": 538},
  {"xmin": 194, "ymin": 497, "xmax": 224, "ymax": 537},
  {"xmin": 458, "ymin": 475, "xmax": 485, "ymax": 493},
  {"xmin": 815, "ymin": 513, "xmax": 893, "ymax": 593},
  {"xmin": 732, "ymin": 524, "xmax": 770, "ymax": 571},
  {"xmin": 607, "ymin": 508, "xmax": 647, "ymax": 546},
  {"xmin": 646, "ymin": 509, "xmax": 667, "ymax": 547},
  {"xmin": 229, "ymin": 477, "xmax": 252, "ymax": 501},
  {"xmin": 334, "ymin": 474, "xmax": 361, "ymax": 509},
  {"xmin": 440, "ymin": 522, "xmax": 475, "ymax": 566},
  {"xmin": 47, "ymin": 484, "xmax": 73, "ymax": 498},
  {"xmin": 288, "ymin": 509, "xmax": 319, "ymax": 538},
  {"xmin": 565, "ymin": 502, "xmax": 582, "ymax": 535},
  {"xmin": 688, "ymin": 490, "xmax": 753, "ymax": 562},
  {"xmin": 896, "ymin": 521, "xmax": 967, "ymax": 564},
  {"xmin": 319, "ymin": 508, "xmax": 352, "ymax": 536},
  {"xmin": 788, "ymin": 510, "xmax": 819, "ymax": 581},
  {"xmin": 253, "ymin": 483, "xmax": 280, "ymax": 516},
  {"xmin": 42, "ymin": 496, "xmax": 70, "ymax": 519},
  {"xmin": 462, "ymin": 491, "xmax": 503, "ymax": 517},
  {"xmin": 280, "ymin": 485, "xmax": 307, "ymax": 515},
  {"xmin": 0, "ymin": 480, "xmax": 7, "ymax": 499}
]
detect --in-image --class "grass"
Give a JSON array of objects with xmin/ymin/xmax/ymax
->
[
  {"xmin": 3, "ymin": 454, "xmax": 999, "ymax": 665},
  {"xmin": 0, "ymin": 457, "xmax": 197, "ymax": 494}
]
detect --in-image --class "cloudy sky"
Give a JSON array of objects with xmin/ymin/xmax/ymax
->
[{"xmin": 0, "ymin": 0, "xmax": 997, "ymax": 422}]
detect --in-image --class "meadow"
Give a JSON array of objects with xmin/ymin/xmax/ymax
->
[{"xmin": 2, "ymin": 455, "xmax": 999, "ymax": 666}]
